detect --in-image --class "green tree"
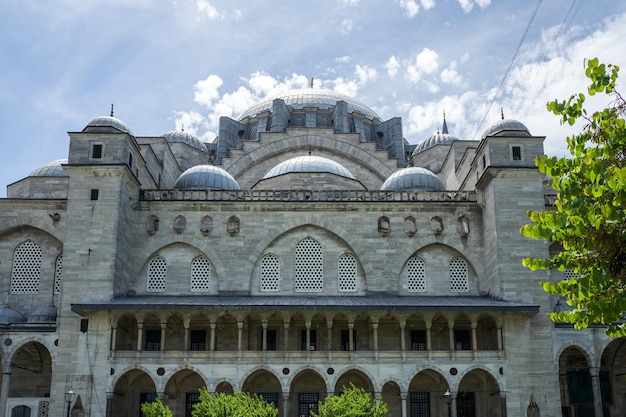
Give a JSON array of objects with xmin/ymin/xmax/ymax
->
[
  {"xmin": 141, "ymin": 398, "xmax": 173, "ymax": 417},
  {"xmin": 191, "ymin": 388, "xmax": 278, "ymax": 417},
  {"xmin": 314, "ymin": 384, "xmax": 387, "ymax": 417},
  {"xmin": 521, "ymin": 57, "xmax": 626, "ymax": 335}
]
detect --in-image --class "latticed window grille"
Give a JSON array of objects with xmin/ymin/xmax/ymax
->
[
  {"xmin": 338, "ymin": 254, "xmax": 357, "ymax": 292},
  {"xmin": 291, "ymin": 115, "xmax": 305, "ymax": 127},
  {"xmin": 260, "ymin": 254, "xmax": 280, "ymax": 291},
  {"xmin": 190, "ymin": 256, "xmax": 211, "ymax": 292},
  {"xmin": 294, "ymin": 237, "xmax": 323, "ymax": 292},
  {"xmin": 407, "ymin": 257, "xmax": 426, "ymax": 292},
  {"xmin": 38, "ymin": 400, "xmax": 49, "ymax": 417},
  {"xmin": 564, "ymin": 269, "xmax": 579, "ymax": 279},
  {"xmin": 450, "ymin": 257, "xmax": 469, "ymax": 292},
  {"xmin": 147, "ymin": 256, "xmax": 167, "ymax": 293},
  {"xmin": 54, "ymin": 254, "xmax": 63, "ymax": 294},
  {"xmin": 317, "ymin": 115, "xmax": 330, "ymax": 127},
  {"xmin": 11, "ymin": 240, "xmax": 42, "ymax": 294},
  {"xmin": 410, "ymin": 392, "xmax": 430, "ymax": 417},
  {"xmin": 11, "ymin": 405, "xmax": 31, "ymax": 417}
]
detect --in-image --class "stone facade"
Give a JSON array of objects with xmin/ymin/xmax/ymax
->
[{"xmin": 0, "ymin": 89, "xmax": 622, "ymax": 417}]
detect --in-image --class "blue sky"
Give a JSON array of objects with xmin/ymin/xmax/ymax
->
[{"xmin": 1, "ymin": 0, "xmax": 625, "ymax": 196}]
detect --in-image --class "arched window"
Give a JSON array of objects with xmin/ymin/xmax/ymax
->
[
  {"xmin": 147, "ymin": 256, "xmax": 167, "ymax": 293},
  {"xmin": 260, "ymin": 254, "xmax": 280, "ymax": 292},
  {"xmin": 190, "ymin": 256, "xmax": 211, "ymax": 292},
  {"xmin": 54, "ymin": 254, "xmax": 63, "ymax": 294},
  {"xmin": 450, "ymin": 257, "xmax": 469, "ymax": 292},
  {"xmin": 338, "ymin": 254, "xmax": 357, "ymax": 292},
  {"xmin": 10, "ymin": 240, "xmax": 42, "ymax": 294},
  {"xmin": 11, "ymin": 405, "xmax": 32, "ymax": 417},
  {"xmin": 407, "ymin": 256, "xmax": 426, "ymax": 292},
  {"xmin": 294, "ymin": 237, "xmax": 323, "ymax": 292}
]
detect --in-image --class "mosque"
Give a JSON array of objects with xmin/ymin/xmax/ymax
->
[{"xmin": 0, "ymin": 88, "xmax": 623, "ymax": 417}]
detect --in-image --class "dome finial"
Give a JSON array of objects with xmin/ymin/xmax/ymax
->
[
  {"xmin": 110, "ymin": 104, "xmax": 114, "ymax": 117},
  {"xmin": 501, "ymin": 108, "xmax": 505, "ymax": 120},
  {"xmin": 442, "ymin": 110, "xmax": 449, "ymax": 135},
  {"xmin": 181, "ymin": 124, "xmax": 185, "ymax": 132},
  {"xmin": 310, "ymin": 77, "xmax": 314, "ymax": 89}
]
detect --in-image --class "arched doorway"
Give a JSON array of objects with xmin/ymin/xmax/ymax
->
[
  {"xmin": 381, "ymin": 381, "xmax": 401, "ymax": 417},
  {"xmin": 290, "ymin": 370, "xmax": 326, "ymax": 417},
  {"xmin": 110, "ymin": 369, "xmax": 156, "ymax": 417},
  {"xmin": 457, "ymin": 368, "xmax": 502, "ymax": 417},
  {"xmin": 242, "ymin": 370, "xmax": 282, "ymax": 414},
  {"xmin": 6, "ymin": 342, "xmax": 52, "ymax": 417},
  {"xmin": 334, "ymin": 369, "xmax": 373, "ymax": 394},
  {"xmin": 407, "ymin": 369, "xmax": 449, "ymax": 417},
  {"xmin": 164, "ymin": 369, "xmax": 206, "ymax": 417}
]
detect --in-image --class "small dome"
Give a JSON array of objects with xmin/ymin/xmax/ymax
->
[
  {"xmin": 263, "ymin": 156, "xmax": 356, "ymax": 180},
  {"xmin": 481, "ymin": 118, "xmax": 530, "ymax": 139},
  {"xmin": 163, "ymin": 129, "xmax": 207, "ymax": 152},
  {"xmin": 0, "ymin": 305, "xmax": 27, "ymax": 325},
  {"xmin": 29, "ymin": 159, "xmax": 68, "ymax": 177},
  {"xmin": 84, "ymin": 116, "xmax": 133, "ymax": 135},
  {"xmin": 174, "ymin": 165, "xmax": 240, "ymax": 190},
  {"xmin": 238, "ymin": 88, "xmax": 381, "ymax": 121},
  {"xmin": 381, "ymin": 167, "xmax": 445, "ymax": 191},
  {"xmin": 27, "ymin": 304, "xmax": 57, "ymax": 323},
  {"xmin": 413, "ymin": 132, "xmax": 460, "ymax": 155}
]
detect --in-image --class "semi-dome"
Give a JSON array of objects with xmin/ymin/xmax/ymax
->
[
  {"xmin": 263, "ymin": 155, "xmax": 356, "ymax": 180},
  {"xmin": 381, "ymin": 167, "xmax": 445, "ymax": 191},
  {"xmin": 84, "ymin": 115, "xmax": 133, "ymax": 135},
  {"xmin": 174, "ymin": 165, "xmax": 240, "ymax": 190},
  {"xmin": 0, "ymin": 305, "xmax": 27, "ymax": 325},
  {"xmin": 481, "ymin": 118, "xmax": 530, "ymax": 139},
  {"xmin": 163, "ymin": 129, "xmax": 207, "ymax": 152},
  {"xmin": 29, "ymin": 159, "xmax": 68, "ymax": 177},
  {"xmin": 238, "ymin": 88, "xmax": 381, "ymax": 121},
  {"xmin": 27, "ymin": 304, "xmax": 57, "ymax": 323}
]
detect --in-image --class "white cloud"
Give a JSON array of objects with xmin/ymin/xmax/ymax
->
[
  {"xmin": 196, "ymin": 0, "xmax": 221, "ymax": 20},
  {"xmin": 415, "ymin": 48, "xmax": 439, "ymax": 74},
  {"xmin": 399, "ymin": 0, "xmax": 420, "ymax": 18},
  {"xmin": 233, "ymin": 9, "xmax": 242, "ymax": 20},
  {"xmin": 355, "ymin": 65, "xmax": 377, "ymax": 85},
  {"xmin": 193, "ymin": 75, "xmax": 223, "ymax": 107},
  {"xmin": 336, "ymin": 56, "xmax": 352, "ymax": 64},
  {"xmin": 386, "ymin": 56, "xmax": 400, "ymax": 78},
  {"xmin": 330, "ymin": 77, "xmax": 359, "ymax": 97},
  {"xmin": 457, "ymin": 0, "xmax": 491, "ymax": 13},
  {"xmin": 420, "ymin": 0, "xmax": 435, "ymax": 10},
  {"xmin": 340, "ymin": 0, "xmax": 360, "ymax": 6},
  {"xmin": 440, "ymin": 63, "xmax": 462, "ymax": 86},
  {"xmin": 341, "ymin": 19, "xmax": 354, "ymax": 34}
]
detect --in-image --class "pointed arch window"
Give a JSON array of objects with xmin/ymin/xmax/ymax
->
[
  {"xmin": 147, "ymin": 256, "xmax": 167, "ymax": 293},
  {"xmin": 338, "ymin": 254, "xmax": 357, "ymax": 292},
  {"xmin": 10, "ymin": 240, "xmax": 42, "ymax": 294},
  {"xmin": 450, "ymin": 257, "xmax": 469, "ymax": 292},
  {"xmin": 294, "ymin": 237, "xmax": 323, "ymax": 292},
  {"xmin": 190, "ymin": 256, "xmax": 211, "ymax": 292},
  {"xmin": 407, "ymin": 256, "xmax": 426, "ymax": 292},
  {"xmin": 260, "ymin": 254, "xmax": 280, "ymax": 292}
]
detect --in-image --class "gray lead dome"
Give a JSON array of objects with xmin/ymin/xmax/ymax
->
[
  {"xmin": 381, "ymin": 167, "xmax": 444, "ymax": 191},
  {"xmin": 29, "ymin": 159, "xmax": 68, "ymax": 177},
  {"xmin": 238, "ymin": 88, "xmax": 381, "ymax": 121},
  {"xmin": 174, "ymin": 165, "xmax": 240, "ymax": 190},
  {"xmin": 263, "ymin": 155, "xmax": 356, "ymax": 180},
  {"xmin": 481, "ymin": 118, "xmax": 530, "ymax": 139},
  {"xmin": 84, "ymin": 116, "xmax": 133, "ymax": 135},
  {"xmin": 163, "ymin": 130, "xmax": 207, "ymax": 152}
]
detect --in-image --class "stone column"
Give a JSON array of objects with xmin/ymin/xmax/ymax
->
[
  {"xmin": 0, "ymin": 364, "xmax": 11, "ymax": 417},
  {"xmin": 448, "ymin": 322, "xmax": 455, "ymax": 359},
  {"xmin": 282, "ymin": 392, "xmax": 290, "ymax": 417},
  {"xmin": 209, "ymin": 322, "xmax": 216, "ymax": 351},
  {"xmin": 160, "ymin": 323, "xmax": 167, "ymax": 350},
  {"xmin": 500, "ymin": 392, "xmax": 507, "ymax": 417},
  {"xmin": 183, "ymin": 317, "xmax": 190, "ymax": 352},
  {"xmin": 372, "ymin": 321, "xmax": 379, "ymax": 360},
  {"xmin": 348, "ymin": 323, "xmax": 354, "ymax": 351},
  {"xmin": 262, "ymin": 320, "xmax": 268, "ymax": 351},
  {"xmin": 137, "ymin": 322, "xmax": 144, "ymax": 351},
  {"xmin": 399, "ymin": 320, "xmax": 406, "ymax": 361},
  {"xmin": 237, "ymin": 321, "xmax": 244, "ymax": 351},
  {"xmin": 591, "ymin": 368, "xmax": 604, "ymax": 417},
  {"xmin": 110, "ymin": 323, "xmax": 117, "ymax": 352},
  {"xmin": 450, "ymin": 394, "xmax": 457, "ymax": 417},
  {"xmin": 400, "ymin": 392, "xmax": 407, "ymax": 417},
  {"xmin": 283, "ymin": 321, "xmax": 290, "ymax": 351}
]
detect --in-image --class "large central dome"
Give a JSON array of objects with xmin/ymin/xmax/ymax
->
[{"xmin": 238, "ymin": 88, "xmax": 381, "ymax": 121}]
